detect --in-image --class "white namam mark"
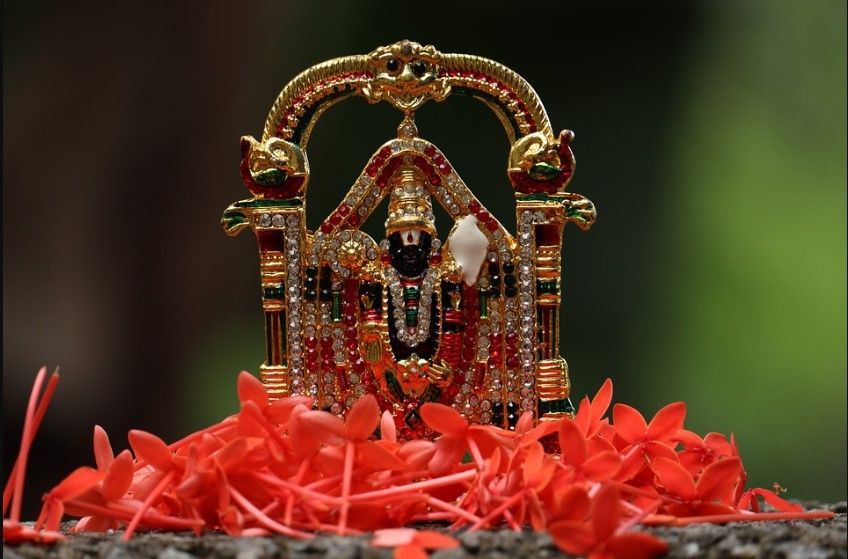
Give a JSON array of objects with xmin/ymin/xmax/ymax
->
[{"xmin": 447, "ymin": 214, "xmax": 488, "ymax": 286}]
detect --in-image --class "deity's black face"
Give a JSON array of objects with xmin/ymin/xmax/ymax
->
[{"xmin": 388, "ymin": 231, "xmax": 432, "ymax": 278}]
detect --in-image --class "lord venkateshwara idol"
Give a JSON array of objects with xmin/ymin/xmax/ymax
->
[{"xmin": 222, "ymin": 40, "xmax": 596, "ymax": 439}]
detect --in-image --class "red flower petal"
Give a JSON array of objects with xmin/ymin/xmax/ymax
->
[
  {"xmin": 523, "ymin": 442, "xmax": 545, "ymax": 484},
  {"xmin": 605, "ymin": 532, "xmax": 669, "ymax": 559},
  {"xmin": 380, "ymin": 410, "xmax": 397, "ymax": 443},
  {"xmin": 395, "ymin": 544, "xmax": 428, "ymax": 559},
  {"xmin": 704, "ymin": 432, "xmax": 733, "ymax": 455},
  {"xmin": 696, "ymin": 457, "xmax": 741, "ymax": 503},
  {"xmin": 419, "ymin": 403, "xmax": 467, "ymax": 435},
  {"xmin": 591, "ymin": 378, "xmax": 614, "ymax": 423},
  {"xmin": 128, "ymin": 430, "xmax": 174, "ymax": 471},
  {"xmin": 427, "ymin": 435, "xmax": 465, "ymax": 475},
  {"xmin": 582, "ymin": 451, "xmax": 622, "ymax": 481},
  {"xmin": 646, "ymin": 402, "xmax": 686, "ymax": 441},
  {"xmin": 554, "ymin": 485, "xmax": 592, "ymax": 521},
  {"xmin": 215, "ymin": 438, "xmax": 249, "ymax": 471},
  {"xmin": 297, "ymin": 410, "xmax": 346, "ymax": 446},
  {"xmin": 237, "ymin": 371, "xmax": 269, "ymax": 409},
  {"xmin": 266, "ymin": 395, "xmax": 314, "ymax": 425},
  {"xmin": 345, "ymin": 394, "xmax": 380, "ymax": 441},
  {"xmin": 373, "ymin": 527, "xmax": 416, "ymax": 547},
  {"xmin": 651, "ymin": 457, "xmax": 697, "ymax": 500},
  {"xmin": 397, "ymin": 440, "xmax": 437, "ymax": 470},
  {"xmin": 413, "ymin": 530, "xmax": 460, "ymax": 549},
  {"xmin": 101, "ymin": 450, "xmax": 133, "ymax": 502},
  {"xmin": 356, "ymin": 441, "xmax": 407, "ymax": 471},
  {"xmin": 745, "ymin": 488, "xmax": 804, "ymax": 512},
  {"xmin": 613, "ymin": 403, "xmax": 648, "ymax": 443},
  {"xmin": 548, "ymin": 520, "xmax": 596, "ymax": 555},
  {"xmin": 591, "ymin": 483, "xmax": 621, "ymax": 541},
  {"xmin": 93, "ymin": 426, "xmax": 114, "ymax": 471},
  {"xmin": 559, "ymin": 419, "xmax": 587, "ymax": 466},
  {"xmin": 48, "ymin": 466, "xmax": 105, "ymax": 502}
]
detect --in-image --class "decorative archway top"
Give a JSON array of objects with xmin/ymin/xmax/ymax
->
[
  {"xmin": 236, "ymin": 41, "xmax": 584, "ymax": 202},
  {"xmin": 261, "ymin": 39, "xmax": 553, "ymax": 146}
]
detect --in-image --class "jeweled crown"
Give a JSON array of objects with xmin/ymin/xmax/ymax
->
[{"xmin": 384, "ymin": 166, "xmax": 436, "ymax": 236}]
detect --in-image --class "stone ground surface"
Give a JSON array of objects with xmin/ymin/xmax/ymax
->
[{"xmin": 5, "ymin": 503, "xmax": 845, "ymax": 559}]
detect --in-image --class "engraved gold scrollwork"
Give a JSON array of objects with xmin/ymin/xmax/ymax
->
[
  {"xmin": 361, "ymin": 40, "xmax": 451, "ymax": 113},
  {"xmin": 239, "ymin": 136, "xmax": 309, "ymax": 199},
  {"xmin": 259, "ymin": 40, "xmax": 555, "ymax": 151}
]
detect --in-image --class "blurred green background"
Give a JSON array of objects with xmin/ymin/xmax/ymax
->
[{"xmin": 3, "ymin": 0, "xmax": 845, "ymax": 517}]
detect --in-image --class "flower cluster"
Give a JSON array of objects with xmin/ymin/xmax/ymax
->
[{"xmin": 4, "ymin": 369, "xmax": 834, "ymax": 559}]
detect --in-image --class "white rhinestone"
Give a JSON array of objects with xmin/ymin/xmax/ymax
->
[{"xmin": 259, "ymin": 213, "xmax": 272, "ymax": 227}]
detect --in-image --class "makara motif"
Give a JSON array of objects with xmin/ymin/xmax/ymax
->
[{"xmin": 222, "ymin": 40, "xmax": 596, "ymax": 438}]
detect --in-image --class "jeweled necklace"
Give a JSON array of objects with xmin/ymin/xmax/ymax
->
[{"xmin": 386, "ymin": 267, "xmax": 437, "ymax": 347}]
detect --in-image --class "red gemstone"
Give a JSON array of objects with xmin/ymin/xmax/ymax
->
[
  {"xmin": 337, "ymin": 204, "xmax": 350, "ymax": 216},
  {"xmin": 379, "ymin": 146, "xmax": 392, "ymax": 159},
  {"xmin": 348, "ymin": 214, "xmax": 361, "ymax": 227},
  {"xmin": 506, "ymin": 355, "xmax": 519, "ymax": 369},
  {"xmin": 376, "ymin": 174, "xmax": 389, "ymax": 189},
  {"xmin": 366, "ymin": 164, "xmax": 379, "ymax": 177},
  {"xmin": 429, "ymin": 253, "xmax": 442, "ymax": 265},
  {"xmin": 305, "ymin": 336, "xmax": 318, "ymax": 347},
  {"xmin": 320, "ymin": 221, "xmax": 333, "ymax": 234},
  {"xmin": 469, "ymin": 200, "xmax": 481, "ymax": 213},
  {"xmin": 506, "ymin": 332, "xmax": 517, "ymax": 345},
  {"xmin": 330, "ymin": 213, "xmax": 343, "ymax": 226},
  {"xmin": 381, "ymin": 253, "xmax": 392, "ymax": 265},
  {"xmin": 438, "ymin": 163, "xmax": 451, "ymax": 175},
  {"xmin": 428, "ymin": 175, "xmax": 441, "ymax": 186},
  {"xmin": 486, "ymin": 219, "xmax": 499, "ymax": 232},
  {"xmin": 424, "ymin": 145, "xmax": 437, "ymax": 157}
]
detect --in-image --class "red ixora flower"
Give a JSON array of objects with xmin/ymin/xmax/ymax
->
[
  {"xmin": 548, "ymin": 484, "xmax": 668, "ymax": 559},
  {"xmin": 3, "ymin": 369, "xmax": 835, "ymax": 549}
]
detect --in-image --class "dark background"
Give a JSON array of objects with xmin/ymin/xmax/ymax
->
[{"xmin": 4, "ymin": 1, "xmax": 846, "ymax": 518}]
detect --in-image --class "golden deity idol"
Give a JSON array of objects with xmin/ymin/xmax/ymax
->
[{"xmin": 222, "ymin": 40, "xmax": 596, "ymax": 438}]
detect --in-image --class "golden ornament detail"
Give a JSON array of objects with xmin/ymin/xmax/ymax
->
[{"xmin": 222, "ymin": 40, "xmax": 596, "ymax": 438}]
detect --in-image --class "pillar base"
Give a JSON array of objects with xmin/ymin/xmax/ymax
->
[{"xmin": 259, "ymin": 364, "xmax": 289, "ymax": 400}]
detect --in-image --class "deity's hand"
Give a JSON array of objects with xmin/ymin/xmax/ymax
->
[{"xmin": 360, "ymin": 322, "xmax": 383, "ymax": 364}]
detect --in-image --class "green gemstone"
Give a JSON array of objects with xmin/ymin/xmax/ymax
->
[
  {"xmin": 385, "ymin": 371, "xmax": 405, "ymax": 400},
  {"xmin": 420, "ymin": 384, "xmax": 442, "ymax": 404},
  {"xmin": 528, "ymin": 162, "xmax": 561, "ymax": 181},
  {"xmin": 222, "ymin": 210, "xmax": 247, "ymax": 231},
  {"xmin": 253, "ymin": 168, "xmax": 287, "ymax": 187},
  {"xmin": 479, "ymin": 290, "xmax": 488, "ymax": 318},
  {"xmin": 332, "ymin": 291, "xmax": 342, "ymax": 322},
  {"xmin": 403, "ymin": 287, "xmax": 419, "ymax": 300},
  {"xmin": 537, "ymin": 280, "xmax": 558, "ymax": 294}
]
